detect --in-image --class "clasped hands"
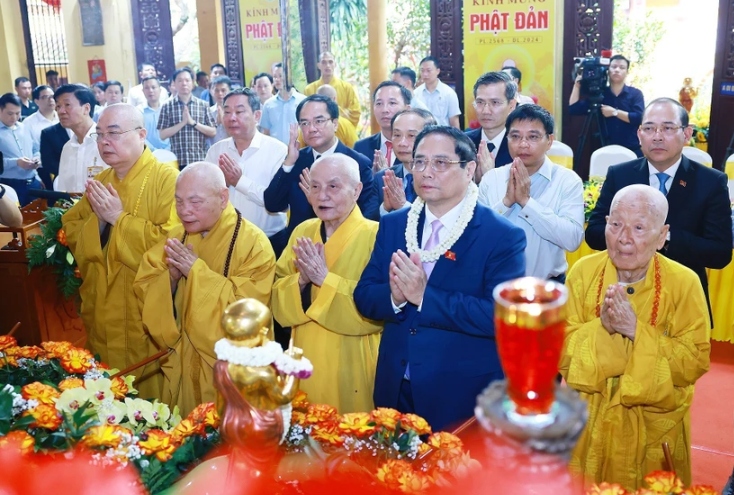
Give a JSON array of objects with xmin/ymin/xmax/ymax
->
[
  {"xmin": 382, "ymin": 170, "xmax": 407, "ymax": 212},
  {"xmin": 293, "ymin": 237, "xmax": 328, "ymax": 288},
  {"xmin": 600, "ymin": 284, "xmax": 637, "ymax": 340},
  {"xmin": 86, "ymin": 179, "xmax": 123, "ymax": 226},
  {"xmin": 165, "ymin": 238, "xmax": 199, "ymax": 287},
  {"xmin": 502, "ymin": 158, "xmax": 531, "ymax": 208},
  {"xmin": 390, "ymin": 250, "xmax": 426, "ymax": 307},
  {"xmin": 474, "ymin": 139, "xmax": 495, "ymax": 183}
]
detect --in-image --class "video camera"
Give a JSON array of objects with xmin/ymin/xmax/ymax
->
[{"xmin": 572, "ymin": 56, "xmax": 610, "ymax": 103}]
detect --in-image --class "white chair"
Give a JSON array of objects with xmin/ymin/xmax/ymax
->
[
  {"xmin": 725, "ymin": 154, "xmax": 734, "ymax": 180},
  {"xmin": 728, "ymin": 179, "xmax": 734, "ymax": 203},
  {"xmin": 589, "ymin": 145, "xmax": 637, "ymax": 179},
  {"xmin": 152, "ymin": 149, "xmax": 179, "ymax": 169},
  {"xmin": 681, "ymin": 146, "xmax": 713, "ymax": 167},
  {"xmin": 547, "ymin": 140, "xmax": 573, "ymax": 169}
]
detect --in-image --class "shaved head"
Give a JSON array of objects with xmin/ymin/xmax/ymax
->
[
  {"xmin": 99, "ymin": 103, "xmax": 144, "ymax": 128},
  {"xmin": 311, "ymin": 154, "xmax": 360, "ymax": 186},
  {"xmin": 175, "ymin": 161, "xmax": 229, "ymax": 234},
  {"xmin": 177, "ymin": 161, "xmax": 226, "ymax": 193},
  {"xmin": 316, "ymin": 84, "xmax": 338, "ymax": 103},
  {"xmin": 610, "ymin": 184, "xmax": 669, "ymax": 227}
]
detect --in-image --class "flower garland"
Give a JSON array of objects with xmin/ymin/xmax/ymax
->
[
  {"xmin": 405, "ymin": 182, "xmax": 478, "ymax": 263},
  {"xmin": 213, "ymin": 339, "xmax": 313, "ymax": 378}
]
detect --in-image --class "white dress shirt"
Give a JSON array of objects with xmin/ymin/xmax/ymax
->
[
  {"xmin": 478, "ymin": 157, "xmax": 584, "ymax": 279},
  {"xmin": 648, "ymin": 157, "xmax": 681, "ymax": 194},
  {"xmin": 482, "ymin": 128, "xmax": 506, "ymax": 160},
  {"xmin": 128, "ymin": 84, "xmax": 170, "ymax": 109},
  {"xmin": 205, "ymin": 132, "xmax": 288, "ymax": 236},
  {"xmin": 413, "ymin": 80, "xmax": 461, "ymax": 126},
  {"xmin": 379, "ymin": 132, "xmax": 397, "ymax": 167},
  {"xmin": 23, "ymin": 110, "xmax": 58, "ymax": 151},
  {"xmin": 56, "ymin": 124, "xmax": 109, "ymax": 193}
]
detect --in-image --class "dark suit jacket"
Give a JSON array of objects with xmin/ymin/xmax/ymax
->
[
  {"xmin": 354, "ymin": 204, "xmax": 526, "ymax": 431},
  {"xmin": 374, "ymin": 163, "xmax": 416, "ymax": 207},
  {"xmin": 465, "ymin": 128, "xmax": 512, "ymax": 168},
  {"xmin": 39, "ymin": 123, "xmax": 70, "ymax": 190},
  {"xmin": 263, "ymin": 141, "xmax": 379, "ymax": 234},
  {"xmin": 586, "ymin": 156, "xmax": 732, "ymax": 316},
  {"xmin": 354, "ymin": 132, "xmax": 402, "ymax": 168}
]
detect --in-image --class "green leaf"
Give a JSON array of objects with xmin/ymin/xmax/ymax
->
[{"xmin": 66, "ymin": 251, "xmax": 74, "ymax": 265}]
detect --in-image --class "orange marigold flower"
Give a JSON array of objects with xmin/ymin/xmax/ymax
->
[
  {"xmin": 644, "ymin": 471, "xmax": 684, "ymax": 494},
  {"xmin": 170, "ymin": 419, "xmax": 200, "ymax": 446},
  {"xmin": 60, "ymin": 348, "xmax": 94, "ymax": 374},
  {"xmin": 586, "ymin": 482, "xmax": 629, "ymax": 495},
  {"xmin": 310, "ymin": 421, "xmax": 344, "ymax": 446},
  {"xmin": 41, "ymin": 341, "xmax": 73, "ymax": 359},
  {"xmin": 138, "ymin": 429, "xmax": 176, "ymax": 461},
  {"xmin": 399, "ymin": 468, "xmax": 433, "ymax": 493},
  {"xmin": 376, "ymin": 459, "xmax": 414, "ymax": 491},
  {"xmin": 427, "ymin": 431, "xmax": 463, "ymax": 451},
  {"xmin": 417, "ymin": 442, "xmax": 431, "ymax": 456},
  {"xmin": 0, "ymin": 355, "xmax": 18, "ymax": 367},
  {"xmin": 5, "ymin": 345, "xmax": 44, "ymax": 359},
  {"xmin": 400, "ymin": 413, "xmax": 431, "ymax": 435},
  {"xmin": 26, "ymin": 404, "xmax": 63, "ymax": 430},
  {"xmin": 683, "ymin": 485, "xmax": 719, "ymax": 495},
  {"xmin": 188, "ymin": 402, "xmax": 219, "ymax": 428},
  {"xmin": 56, "ymin": 228, "xmax": 68, "ymax": 246},
  {"xmin": 292, "ymin": 390, "xmax": 309, "ymax": 410},
  {"xmin": 0, "ymin": 335, "xmax": 17, "ymax": 350},
  {"xmin": 339, "ymin": 412, "xmax": 376, "ymax": 438},
  {"xmin": 58, "ymin": 377, "xmax": 85, "ymax": 391},
  {"xmin": 21, "ymin": 382, "xmax": 60, "ymax": 406},
  {"xmin": 0, "ymin": 430, "xmax": 36, "ymax": 455},
  {"xmin": 110, "ymin": 376, "xmax": 129, "ymax": 400},
  {"xmin": 82, "ymin": 425, "xmax": 126, "ymax": 449},
  {"xmin": 304, "ymin": 403, "xmax": 339, "ymax": 425},
  {"xmin": 291, "ymin": 410, "xmax": 306, "ymax": 425},
  {"xmin": 371, "ymin": 407, "xmax": 402, "ymax": 431}
]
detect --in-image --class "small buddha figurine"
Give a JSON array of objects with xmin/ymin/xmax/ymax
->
[
  {"xmin": 679, "ymin": 77, "xmax": 697, "ymax": 113},
  {"xmin": 213, "ymin": 298, "xmax": 308, "ymax": 471}
]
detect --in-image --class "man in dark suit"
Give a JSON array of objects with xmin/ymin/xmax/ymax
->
[
  {"xmin": 354, "ymin": 126, "xmax": 526, "ymax": 431},
  {"xmin": 354, "ymin": 81, "xmax": 411, "ymax": 173},
  {"xmin": 38, "ymin": 122, "xmax": 70, "ymax": 190},
  {"xmin": 264, "ymin": 94, "xmax": 378, "ymax": 252},
  {"xmin": 465, "ymin": 72, "xmax": 517, "ymax": 183},
  {"xmin": 586, "ymin": 97, "xmax": 732, "ymax": 320},
  {"xmin": 375, "ymin": 108, "xmax": 436, "ymax": 215}
]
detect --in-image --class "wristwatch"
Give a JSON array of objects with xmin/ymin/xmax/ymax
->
[
  {"xmin": 612, "ymin": 108, "xmax": 619, "ymax": 117},
  {"xmin": 192, "ymin": 121, "xmax": 198, "ymax": 129}
]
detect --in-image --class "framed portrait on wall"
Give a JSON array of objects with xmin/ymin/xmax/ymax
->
[{"xmin": 79, "ymin": 0, "xmax": 104, "ymax": 46}]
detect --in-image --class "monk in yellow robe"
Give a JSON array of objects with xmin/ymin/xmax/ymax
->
[
  {"xmin": 561, "ymin": 184, "xmax": 710, "ymax": 491},
  {"xmin": 63, "ymin": 104, "xmax": 178, "ymax": 399},
  {"xmin": 134, "ymin": 162, "xmax": 276, "ymax": 415},
  {"xmin": 271, "ymin": 154, "xmax": 382, "ymax": 413}
]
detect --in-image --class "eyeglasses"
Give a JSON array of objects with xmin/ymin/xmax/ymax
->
[
  {"xmin": 408, "ymin": 157, "xmax": 467, "ymax": 173},
  {"xmin": 298, "ymin": 117, "xmax": 332, "ymax": 129},
  {"xmin": 472, "ymin": 99, "xmax": 508, "ymax": 110},
  {"xmin": 507, "ymin": 133, "xmax": 547, "ymax": 144},
  {"xmin": 639, "ymin": 124, "xmax": 685, "ymax": 136},
  {"xmin": 91, "ymin": 127, "xmax": 142, "ymax": 142}
]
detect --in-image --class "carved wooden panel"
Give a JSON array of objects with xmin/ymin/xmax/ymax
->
[
  {"xmin": 430, "ymin": 0, "xmax": 463, "ymax": 126},
  {"xmin": 221, "ymin": 0, "xmax": 245, "ymax": 85},
  {"xmin": 300, "ymin": 0, "xmax": 330, "ymax": 83},
  {"xmin": 130, "ymin": 0, "xmax": 176, "ymax": 85},
  {"xmin": 707, "ymin": 0, "xmax": 734, "ymax": 169}
]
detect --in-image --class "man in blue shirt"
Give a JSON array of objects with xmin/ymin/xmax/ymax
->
[
  {"xmin": 138, "ymin": 76, "xmax": 170, "ymax": 151},
  {"xmin": 260, "ymin": 63, "xmax": 305, "ymax": 145},
  {"xmin": 569, "ymin": 55, "xmax": 645, "ymax": 156},
  {"xmin": 0, "ymin": 93, "xmax": 41, "ymax": 206}
]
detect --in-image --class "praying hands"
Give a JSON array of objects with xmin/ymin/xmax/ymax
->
[
  {"xmin": 293, "ymin": 237, "xmax": 328, "ymax": 289},
  {"xmin": 474, "ymin": 139, "xmax": 495, "ymax": 183},
  {"xmin": 600, "ymin": 284, "xmax": 638, "ymax": 340},
  {"xmin": 502, "ymin": 158, "xmax": 531, "ymax": 208},
  {"xmin": 86, "ymin": 179, "xmax": 123, "ymax": 228},
  {"xmin": 164, "ymin": 238, "xmax": 198, "ymax": 278},
  {"xmin": 218, "ymin": 153, "xmax": 242, "ymax": 187},
  {"xmin": 390, "ymin": 250, "xmax": 426, "ymax": 306},
  {"xmin": 382, "ymin": 170, "xmax": 407, "ymax": 212}
]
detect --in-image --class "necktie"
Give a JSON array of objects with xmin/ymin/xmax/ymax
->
[
  {"xmin": 422, "ymin": 220, "xmax": 444, "ymax": 278},
  {"xmin": 315, "ymin": 154, "xmax": 321, "ymax": 161},
  {"xmin": 404, "ymin": 173, "xmax": 416, "ymax": 203},
  {"xmin": 385, "ymin": 141, "xmax": 393, "ymax": 164},
  {"xmin": 655, "ymin": 172, "xmax": 670, "ymax": 195},
  {"xmin": 487, "ymin": 142, "xmax": 496, "ymax": 154}
]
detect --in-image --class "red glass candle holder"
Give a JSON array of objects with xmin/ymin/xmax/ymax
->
[{"xmin": 493, "ymin": 277, "xmax": 568, "ymax": 424}]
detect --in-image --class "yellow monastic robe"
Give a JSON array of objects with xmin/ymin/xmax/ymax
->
[
  {"xmin": 271, "ymin": 206, "xmax": 382, "ymax": 413},
  {"xmin": 560, "ymin": 252, "xmax": 710, "ymax": 491},
  {"xmin": 303, "ymin": 77, "xmax": 361, "ymax": 127},
  {"xmin": 62, "ymin": 148, "xmax": 178, "ymax": 399},
  {"xmin": 134, "ymin": 204, "xmax": 276, "ymax": 415}
]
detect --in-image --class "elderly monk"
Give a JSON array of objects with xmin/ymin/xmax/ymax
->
[
  {"xmin": 271, "ymin": 154, "xmax": 382, "ymax": 413},
  {"xmin": 63, "ymin": 103, "xmax": 178, "ymax": 399},
  {"xmin": 560, "ymin": 184, "xmax": 710, "ymax": 491},
  {"xmin": 134, "ymin": 162, "xmax": 276, "ymax": 415}
]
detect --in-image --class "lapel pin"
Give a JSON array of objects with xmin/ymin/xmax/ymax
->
[
  {"xmin": 444, "ymin": 250, "xmax": 456, "ymax": 261},
  {"xmin": 679, "ymin": 180, "xmax": 686, "ymax": 187}
]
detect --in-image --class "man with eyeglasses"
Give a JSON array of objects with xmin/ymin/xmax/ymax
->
[
  {"xmin": 478, "ymin": 104, "xmax": 584, "ymax": 282},
  {"xmin": 55, "ymin": 84, "xmax": 109, "ymax": 193},
  {"xmin": 23, "ymin": 85, "xmax": 58, "ymax": 151},
  {"xmin": 355, "ymin": 125, "xmax": 526, "ymax": 431},
  {"xmin": 586, "ymin": 97, "xmax": 732, "ymax": 323},
  {"xmin": 264, "ymin": 94, "xmax": 378, "ymax": 239},
  {"xmin": 465, "ymin": 72, "xmax": 516, "ymax": 183},
  {"xmin": 63, "ymin": 103, "xmax": 179, "ymax": 402}
]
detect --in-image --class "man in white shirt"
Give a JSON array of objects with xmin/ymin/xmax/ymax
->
[
  {"xmin": 55, "ymin": 85, "xmax": 109, "ymax": 192},
  {"xmin": 413, "ymin": 56, "xmax": 461, "ymax": 128},
  {"xmin": 478, "ymin": 104, "xmax": 584, "ymax": 281},
  {"xmin": 204, "ymin": 88, "xmax": 287, "ymax": 254},
  {"xmin": 138, "ymin": 76, "xmax": 170, "ymax": 151},
  {"xmin": 23, "ymin": 85, "xmax": 58, "ymax": 150},
  {"xmin": 128, "ymin": 63, "xmax": 170, "ymax": 108},
  {"xmin": 391, "ymin": 67, "xmax": 430, "ymax": 113},
  {"xmin": 207, "ymin": 75, "xmax": 232, "ymax": 147}
]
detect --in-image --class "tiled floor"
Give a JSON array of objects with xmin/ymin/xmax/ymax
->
[{"xmin": 690, "ymin": 340, "xmax": 734, "ymax": 490}]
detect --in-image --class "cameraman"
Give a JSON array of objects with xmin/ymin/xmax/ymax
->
[{"xmin": 569, "ymin": 55, "xmax": 644, "ymax": 157}]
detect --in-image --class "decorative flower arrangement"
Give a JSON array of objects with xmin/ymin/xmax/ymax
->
[
  {"xmin": 583, "ymin": 179, "xmax": 603, "ymax": 223},
  {"xmin": 25, "ymin": 200, "xmax": 82, "ymax": 299},
  {"xmin": 0, "ymin": 337, "xmax": 220, "ymax": 495},
  {"xmin": 214, "ymin": 339, "xmax": 313, "ymax": 378},
  {"xmin": 586, "ymin": 470, "xmax": 717, "ymax": 495},
  {"xmin": 284, "ymin": 391, "xmax": 481, "ymax": 493}
]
